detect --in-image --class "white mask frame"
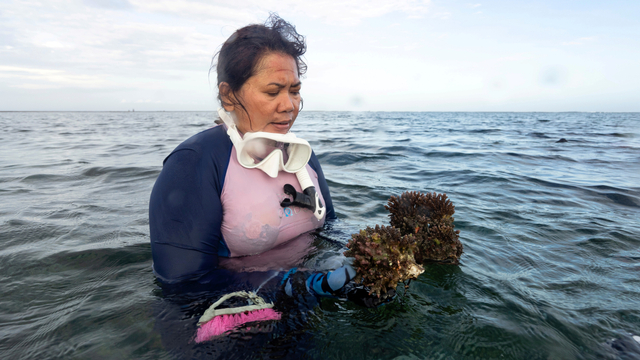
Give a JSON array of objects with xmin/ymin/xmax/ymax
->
[
  {"xmin": 218, "ymin": 108, "xmax": 311, "ymax": 178},
  {"xmin": 217, "ymin": 108, "xmax": 325, "ymax": 220}
]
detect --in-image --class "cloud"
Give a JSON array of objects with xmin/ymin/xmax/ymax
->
[
  {"xmin": 562, "ymin": 36, "xmax": 597, "ymax": 46},
  {"xmin": 128, "ymin": 0, "xmax": 432, "ymax": 25},
  {"xmin": 432, "ymin": 11, "xmax": 452, "ymax": 20},
  {"xmin": 0, "ymin": 0, "xmax": 434, "ymax": 86},
  {"xmin": 0, "ymin": 65, "xmax": 106, "ymax": 88},
  {"xmin": 129, "ymin": 0, "xmax": 255, "ymax": 24},
  {"xmin": 0, "ymin": 0, "xmax": 435, "ymax": 109},
  {"xmin": 494, "ymin": 53, "xmax": 532, "ymax": 62},
  {"xmin": 83, "ymin": 0, "xmax": 133, "ymax": 10},
  {"xmin": 281, "ymin": 0, "xmax": 433, "ymax": 24},
  {"xmin": 2, "ymin": 1, "xmax": 225, "ymax": 76}
]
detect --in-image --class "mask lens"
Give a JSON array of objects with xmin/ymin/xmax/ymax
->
[
  {"xmin": 236, "ymin": 131, "xmax": 311, "ymax": 173},
  {"xmin": 284, "ymin": 143, "xmax": 311, "ymax": 171},
  {"xmin": 243, "ymin": 138, "xmax": 282, "ymax": 165}
]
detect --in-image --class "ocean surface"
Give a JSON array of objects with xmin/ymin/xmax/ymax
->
[{"xmin": 1, "ymin": 111, "xmax": 639, "ymax": 359}]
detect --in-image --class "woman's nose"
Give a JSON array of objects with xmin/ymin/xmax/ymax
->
[{"xmin": 279, "ymin": 93, "xmax": 296, "ymax": 112}]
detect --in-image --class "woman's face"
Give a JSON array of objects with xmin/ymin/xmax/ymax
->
[{"xmin": 221, "ymin": 52, "xmax": 301, "ymax": 134}]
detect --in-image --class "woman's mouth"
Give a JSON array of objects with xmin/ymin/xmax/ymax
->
[{"xmin": 270, "ymin": 121, "xmax": 291, "ymax": 132}]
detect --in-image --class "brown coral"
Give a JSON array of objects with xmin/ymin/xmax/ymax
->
[
  {"xmin": 412, "ymin": 219, "xmax": 462, "ymax": 264},
  {"xmin": 385, "ymin": 191, "xmax": 454, "ymax": 234},
  {"xmin": 344, "ymin": 225, "xmax": 424, "ymax": 297},
  {"xmin": 385, "ymin": 191, "xmax": 463, "ymax": 265},
  {"xmin": 343, "ymin": 191, "xmax": 462, "ymax": 298}
]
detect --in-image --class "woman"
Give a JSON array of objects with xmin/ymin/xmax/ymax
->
[
  {"xmin": 149, "ymin": 15, "xmax": 337, "ymax": 284},
  {"xmin": 149, "ymin": 15, "xmax": 396, "ymax": 314}
]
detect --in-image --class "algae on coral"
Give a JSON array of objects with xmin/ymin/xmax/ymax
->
[
  {"xmin": 386, "ymin": 191, "xmax": 463, "ymax": 265},
  {"xmin": 344, "ymin": 225, "xmax": 424, "ymax": 297},
  {"xmin": 344, "ymin": 191, "xmax": 463, "ymax": 297}
]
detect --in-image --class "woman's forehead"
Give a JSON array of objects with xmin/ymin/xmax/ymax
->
[{"xmin": 254, "ymin": 52, "xmax": 299, "ymax": 78}]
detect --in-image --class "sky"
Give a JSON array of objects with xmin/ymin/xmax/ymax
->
[{"xmin": 1, "ymin": 0, "xmax": 639, "ymax": 111}]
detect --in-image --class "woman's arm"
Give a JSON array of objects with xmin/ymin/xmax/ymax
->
[{"xmin": 149, "ymin": 127, "xmax": 232, "ymax": 283}]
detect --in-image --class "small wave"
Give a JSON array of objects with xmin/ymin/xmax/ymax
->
[
  {"xmin": 527, "ymin": 132, "xmax": 551, "ymax": 139},
  {"xmin": 504, "ymin": 152, "xmax": 578, "ymax": 163},
  {"xmin": 580, "ymin": 185, "xmax": 640, "ymax": 208},
  {"xmin": 67, "ymin": 143, "xmax": 101, "ymax": 150},
  {"xmin": 106, "ymin": 144, "xmax": 140, "ymax": 151},
  {"xmin": 377, "ymin": 145, "xmax": 419, "ymax": 154},
  {"xmin": 468, "ymin": 128, "xmax": 501, "ymax": 134},
  {"xmin": 602, "ymin": 192, "xmax": 640, "ymax": 208},
  {"xmin": 17, "ymin": 166, "xmax": 160, "ymax": 186},
  {"xmin": 516, "ymin": 179, "xmax": 639, "ymax": 210},
  {"xmin": 520, "ymin": 175, "xmax": 582, "ymax": 191},
  {"xmin": 605, "ymin": 132, "xmax": 637, "ymax": 138},
  {"xmin": 81, "ymin": 166, "xmax": 159, "ymax": 180},
  {"xmin": 424, "ymin": 150, "xmax": 484, "ymax": 159},
  {"xmin": 317, "ymin": 152, "xmax": 400, "ymax": 166},
  {"xmin": 20, "ymin": 173, "xmax": 70, "ymax": 183},
  {"xmin": 589, "ymin": 184, "xmax": 639, "ymax": 192}
]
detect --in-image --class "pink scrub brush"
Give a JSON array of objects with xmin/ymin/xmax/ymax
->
[{"xmin": 195, "ymin": 291, "xmax": 281, "ymax": 343}]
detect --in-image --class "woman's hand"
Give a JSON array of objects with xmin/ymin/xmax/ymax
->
[
  {"xmin": 283, "ymin": 264, "xmax": 397, "ymax": 308},
  {"xmin": 343, "ymin": 283, "xmax": 397, "ymax": 308}
]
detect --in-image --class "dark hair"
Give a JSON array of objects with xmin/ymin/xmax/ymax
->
[{"xmin": 213, "ymin": 14, "xmax": 307, "ymax": 114}]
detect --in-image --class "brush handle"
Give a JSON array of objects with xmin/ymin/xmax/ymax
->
[{"xmin": 197, "ymin": 291, "xmax": 274, "ymax": 326}]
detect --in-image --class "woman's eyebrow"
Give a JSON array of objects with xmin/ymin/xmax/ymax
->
[{"xmin": 267, "ymin": 81, "xmax": 302, "ymax": 88}]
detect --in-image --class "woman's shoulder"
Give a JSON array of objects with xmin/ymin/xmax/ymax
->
[
  {"xmin": 173, "ymin": 124, "xmax": 230, "ymax": 153},
  {"xmin": 164, "ymin": 124, "xmax": 231, "ymax": 163}
]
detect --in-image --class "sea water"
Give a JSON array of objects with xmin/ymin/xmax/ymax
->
[{"xmin": 0, "ymin": 111, "xmax": 639, "ymax": 359}]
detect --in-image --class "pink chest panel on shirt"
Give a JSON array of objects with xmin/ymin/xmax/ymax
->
[{"xmin": 220, "ymin": 147, "xmax": 326, "ymax": 257}]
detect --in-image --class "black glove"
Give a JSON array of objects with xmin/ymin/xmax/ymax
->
[{"xmin": 344, "ymin": 283, "xmax": 397, "ymax": 308}]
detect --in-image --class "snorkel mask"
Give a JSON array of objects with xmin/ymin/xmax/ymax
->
[
  {"xmin": 218, "ymin": 108, "xmax": 325, "ymax": 220},
  {"xmin": 218, "ymin": 108, "xmax": 311, "ymax": 178}
]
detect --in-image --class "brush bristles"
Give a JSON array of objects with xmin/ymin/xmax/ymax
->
[{"xmin": 195, "ymin": 308, "xmax": 281, "ymax": 343}]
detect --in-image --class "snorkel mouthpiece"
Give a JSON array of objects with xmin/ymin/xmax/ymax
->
[{"xmin": 280, "ymin": 169, "xmax": 325, "ymax": 220}]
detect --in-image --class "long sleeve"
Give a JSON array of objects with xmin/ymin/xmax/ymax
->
[{"xmin": 149, "ymin": 126, "xmax": 232, "ymax": 283}]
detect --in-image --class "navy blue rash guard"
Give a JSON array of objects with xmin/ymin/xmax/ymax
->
[{"xmin": 149, "ymin": 125, "xmax": 336, "ymax": 284}]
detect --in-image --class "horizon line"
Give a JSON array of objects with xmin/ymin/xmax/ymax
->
[{"xmin": 2, "ymin": 110, "xmax": 639, "ymax": 113}]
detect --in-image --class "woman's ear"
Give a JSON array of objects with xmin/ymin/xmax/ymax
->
[{"xmin": 218, "ymin": 82, "xmax": 235, "ymax": 112}]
